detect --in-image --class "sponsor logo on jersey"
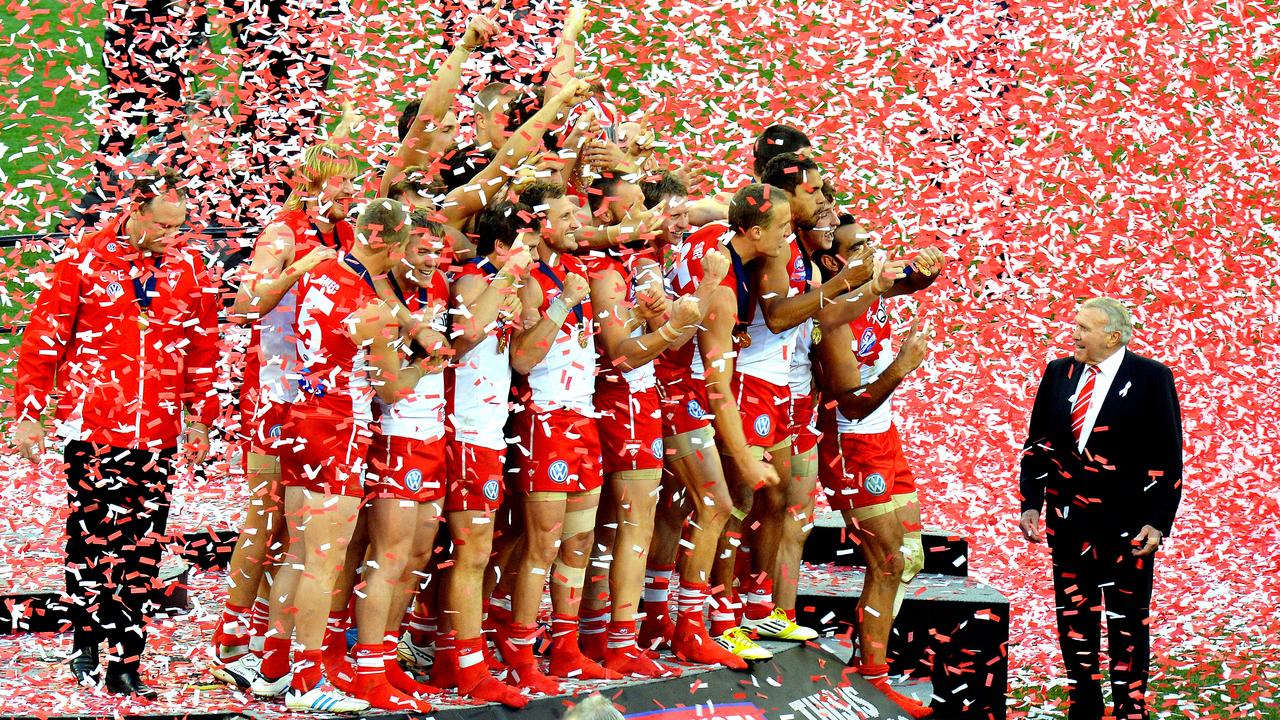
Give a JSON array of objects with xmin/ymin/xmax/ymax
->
[
  {"xmin": 548, "ymin": 460, "xmax": 571, "ymax": 484},
  {"xmin": 753, "ymin": 413, "xmax": 772, "ymax": 438},
  {"xmin": 864, "ymin": 472, "xmax": 887, "ymax": 496},
  {"xmin": 404, "ymin": 469, "xmax": 423, "ymax": 492},
  {"xmin": 651, "ymin": 438, "xmax": 664, "ymax": 459},
  {"xmin": 874, "ymin": 304, "xmax": 888, "ymax": 325},
  {"xmin": 269, "ymin": 424, "xmax": 283, "ymax": 438},
  {"xmin": 105, "ymin": 282, "xmax": 124, "ymax": 299},
  {"xmin": 687, "ymin": 399, "xmax": 706, "ymax": 420},
  {"xmin": 858, "ymin": 327, "xmax": 877, "ymax": 356},
  {"xmin": 483, "ymin": 479, "xmax": 501, "ymax": 501},
  {"xmin": 105, "ymin": 242, "xmax": 117, "ymax": 253}
]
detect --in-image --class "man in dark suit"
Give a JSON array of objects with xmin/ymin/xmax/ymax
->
[{"xmin": 1018, "ymin": 297, "xmax": 1183, "ymax": 720}]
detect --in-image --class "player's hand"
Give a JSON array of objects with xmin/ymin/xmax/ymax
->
[
  {"xmin": 554, "ymin": 77, "xmax": 595, "ymax": 106},
  {"xmin": 582, "ymin": 139, "xmax": 630, "ymax": 171},
  {"xmin": 635, "ymin": 287, "xmax": 671, "ymax": 324},
  {"xmin": 701, "ymin": 248, "xmax": 730, "ymax": 285},
  {"xmin": 911, "ymin": 246, "xmax": 946, "ymax": 277},
  {"xmin": 294, "ymin": 246, "xmax": 337, "ymax": 274},
  {"xmin": 460, "ymin": 15, "xmax": 498, "ymax": 50},
  {"xmin": 1019, "ymin": 509, "xmax": 1043, "ymax": 544},
  {"xmin": 1132, "ymin": 525, "xmax": 1163, "ymax": 556},
  {"xmin": 186, "ymin": 421, "xmax": 210, "ymax": 465},
  {"xmin": 562, "ymin": 273, "xmax": 589, "ymax": 306},
  {"xmin": 835, "ymin": 244, "xmax": 875, "ymax": 290},
  {"xmin": 499, "ymin": 291, "xmax": 524, "ymax": 329},
  {"xmin": 872, "ymin": 258, "xmax": 908, "ymax": 295},
  {"xmin": 503, "ymin": 237, "xmax": 535, "ymax": 275},
  {"xmin": 12, "ymin": 419, "xmax": 46, "ymax": 462},
  {"xmin": 562, "ymin": 4, "xmax": 589, "ymax": 42},
  {"xmin": 892, "ymin": 315, "xmax": 932, "ymax": 374},
  {"xmin": 749, "ymin": 459, "xmax": 782, "ymax": 490},
  {"xmin": 670, "ymin": 294, "xmax": 702, "ymax": 329}
]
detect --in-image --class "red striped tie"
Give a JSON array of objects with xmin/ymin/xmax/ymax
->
[{"xmin": 1071, "ymin": 364, "xmax": 1099, "ymax": 444}]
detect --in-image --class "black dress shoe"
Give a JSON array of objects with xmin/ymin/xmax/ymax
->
[
  {"xmin": 104, "ymin": 669, "xmax": 158, "ymax": 699},
  {"xmin": 68, "ymin": 644, "xmax": 99, "ymax": 685}
]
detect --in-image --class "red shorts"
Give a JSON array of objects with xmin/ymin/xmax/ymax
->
[
  {"xmin": 514, "ymin": 409, "xmax": 604, "ymax": 494},
  {"xmin": 734, "ymin": 374, "xmax": 791, "ymax": 449},
  {"xmin": 445, "ymin": 442, "xmax": 506, "ymax": 512},
  {"xmin": 596, "ymin": 384, "xmax": 664, "ymax": 473},
  {"xmin": 659, "ymin": 377, "xmax": 712, "ymax": 438},
  {"xmin": 279, "ymin": 411, "xmax": 372, "ymax": 498},
  {"xmin": 818, "ymin": 423, "xmax": 915, "ymax": 510},
  {"xmin": 789, "ymin": 393, "xmax": 821, "ymax": 455},
  {"xmin": 366, "ymin": 434, "xmax": 447, "ymax": 503},
  {"xmin": 239, "ymin": 387, "xmax": 288, "ymax": 458}
]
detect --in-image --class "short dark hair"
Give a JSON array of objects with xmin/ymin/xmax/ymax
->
[
  {"xmin": 357, "ymin": 198, "xmax": 411, "ymax": 246},
  {"xmin": 752, "ymin": 124, "xmax": 810, "ymax": 177},
  {"xmin": 728, "ymin": 183, "xmax": 785, "ymax": 234},
  {"xmin": 131, "ymin": 168, "xmax": 187, "ymax": 208},
  {"xmin": 760, "ymin": 152, "xmax": 821, "ymax": 197},
  {"xmin": 641, "ymin": 169, "xmax": 687, "ymax": 209},
  {"xmin": 587, "ymin": 171, "xmax": 627, "ymax": 214},
  {"xmin": 516, "ymin": 180, "xmax": 565, "ymax": 213},
  {"xmin": 474, "ymin": 200, "xmax": 536, "ymax": 257},
  {"xmin": 397, "ymin": 100, "xmax": 420, "ymax": 142},
  {"xmin": 410, "ymin": 208, "xmax": 446, "ymax": 237},
  {"xmin": 440, "ymin": 146, "xmax": 494, "ymax": 191},
  {"xmin": 387, "ymin": 167, "xmax": 443, "ymax": 205}
]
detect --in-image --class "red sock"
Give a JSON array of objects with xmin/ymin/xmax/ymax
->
[
  {"xmin": 578, "ymin": 604, "xmax": 609, "ymax": 661},
  {"xmin": 604, "ymin": 619, "xmax": 681, "ymax": 678},
  {"xmin": 744, "ymin": 576, "xmax": 774, "ymax": 621},
  {"xmin": 249, "ymin": 597, "xmax": 271, "ymax": 639},
  {"xmin": 216, "ymin": 603, "xmax": 251, "ymax": 660},
  {"xmin": 455, "ymin": 636, "xmax": 529, "ymax": 708},
  {"xmin": 289, "ymin": 649, "xmax": 324, "ymax": 694},
  {"xmin": 322, "ymin": 611, "xmax": 355, "ymax": 691},
  {"xmin": 549, "ymin": 613, "xmax": 621, "ymax": 680},
  {"xmin": 672, "ymin": 582, "xmax": 747, "ymax": 670},
  {"xmin": 504, "ymin": 623, "xmax": 560, "ymax": 695},
  {"xmin": 352, "ymin": 643, "xmax": 430, "ymax": 712},
  {"xmin": 431, "ymin": 631, "xmax": 458, "ymax": 689},
  {"xmin": 709, "ymin": 593, "xmax": 740, "ymax": 637},
  {"xmin": 381, "ymin": 638, "xmax": 441, "ymax": 697},
  {"xmin": 406, "ymin": 608, "xmax": 436, "ymax": 648},
  {"xmin": 640, "ymin": 564, "xmax": 676, "ymax": 650},
  {"xmin": 860, "ymin": 663, "xmax": 933, "ymax": 719},
  {"xmin": 785, "ymin": 608, "xmax": 797, "ymax": 621},
  {"xmin": 260, "ymin": 635, "xmax": 293, "ymax": 680}
]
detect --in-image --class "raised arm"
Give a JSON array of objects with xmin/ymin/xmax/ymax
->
[
  {"xmin": 546, "ymin": 5, "xmax": 588, "ymax": 95},
  {"xmin": 451, "ymin": 244, "xmax": 532, "ymax": 357},
  {"xmin": 829, "ymin": 316, "xmax": 931, "ymax": 422},
  {"xmin": 756, "ymin": 247, "xmax": 873, "ymax": 334},
  {"xmin": 589, "ymin": 264, "xmax": 700, "ymax": 372}
]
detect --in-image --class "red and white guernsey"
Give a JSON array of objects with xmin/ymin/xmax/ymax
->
[
  {"xmin": 377, "ymin": 269, "xmax": 451, "ymax": 441},
  {"xmin": 450, "ymin": 258, "xmax": 514, "ymax": 450},
  {"xmin": 737, "ymin": 237, "xmax": 808, "ymax": 387},
  {"xmin": 790, "ymin": 245, "xmax": 818, "ymax": 398},
  {"xmin": 245, "ymin": 209, "xmax": 354, "ymax": 414},
  {"xmin": 523, "ymin": 253, "xmax": 597, "ymax": 413},
  {"xmin": 658, "ymin": 223, "xmax": 741, "ymax": 385},
  {"xmin": 835, "ymin": 297, "xmax": 894, "ymax": 435},
  {"xmin": 588, "ymin": 250, "xmax": 660, "ymax": 394},
  {"xmin": 290, "ymin": 257, "xmax": 380, "ymax": 422}
]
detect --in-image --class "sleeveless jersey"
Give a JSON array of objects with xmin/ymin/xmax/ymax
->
[
  {"xmin": 790, "ymin": 247, "xmax": 820, "ymax": 397},
  {"xmin": 834, "ymin": 297, "xmax": 894, "ymax": 435},
  {"xmin": 737, "ymin": 237, "xmax": 808, "ymax": 387},
  {"xmin": 450, "ymin": 257, "xmax": 514, "ymax": 449},
  {"xmin": 587, "ymin": 250, "xmax": 660, "ymax": 394},
  {"xmin": 290, "ymin": 257, "xmax": 379, "ymax": 422},
  {"xmin": 377, "ymin": 269, "xmax": 451, "ymax": 441},
  {"xmin": 657, "ymin": 223, "xmax": 743, "ymax": 384},
  {"xmin": 522, "ymin": 253, "xmax": 597, "ymax": 413}
]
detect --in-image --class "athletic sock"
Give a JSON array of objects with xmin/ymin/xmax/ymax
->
[
  {"xmin": 604, "ymin": 619, "xmax": 681, "ymax": 678},
  {"xmin": 578, "ymin": 604, "xmax": 609, "ymax": 660},
  {"xmin": 455, "ymin": 636, "xmax": 529, "ymax": 708},
  {"xmin": 709, "ymin": 593, "xmax": 739, "ymax": 637},
  {"xmin": 744, "ymin": 576, "xmax": 774, "ymax": 622},
  {"xmin": 216, "ymin": 603, "xmax": 251, "ymax": 661},
  {"xmin": 406, "ymin": 608, "xmax": 436, "ymax": 648},
  {"xmin": 249, "ymin": 597, "xmax": 271, "ymax": 640},
  {"xmin": 289, "ymin": 649, "xmax": 324, "ymax": 694},
  {"xmin": 549, "ymin": 613, "xmax": 621, "ymax": 681},
  {"xmin": 505, "ymin": 623, "xmax": 560, "ymax": 695},
  {"xmin": 671, "ymin": 582, "xmax": 748, "ymax": 670},
  {"xmin": 322, "ymin": 610, "xmax": 355, "ymax": 690},
  {"xmin": 860, "ymin": 663, "xmax": 933, "ymax": 719},
  {"xmin": 260, "ymin": 635, "xmax": 293, "ymax": 680},
  {"xmin": 382, "ymin": 637, "xmax": 441, "ymax": 696},
  {"xmin": 430, "ymin": 631, "xmax": 458, "ymax": 689},
  {"xmin": 352, "ymin": 643, "xmax": 429, "ymax": 712}
]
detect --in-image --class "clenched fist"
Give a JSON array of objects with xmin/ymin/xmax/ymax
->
[
  {"xmin": 701, "ymin": 248, "xmax": 730, "ymax": 285},
  {"xmin": 670, "ymin": 295, "xmax": 702, "ymax": 329},
  {"xmin": 562, "ymin": 273, "xmax": 590, "ymax": 306}
]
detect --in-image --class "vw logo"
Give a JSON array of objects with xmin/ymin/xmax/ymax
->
[
  {"xmin": 865, "ymin": 472, "xmax": 887, "ymax": 496},
  {"xmin": 483, "ymin": 479, "xmax": 501, "ymax": 501},
  {"xmin": 404, "ymin": 469, "xmax": 423, "ymax": 492},
  {"xmin": 858, "ymin": 327, "xmax": 877, "ymax": 356},
  {"xmin": 687, "ymin": 399, "xmax": 706, "ymax": 420},
  {"xmin": 547, "ymin": 460, "xmax": 571, "ymax": 484},
  {"xmin": 106, "ymin": 282, "xmax": 124, "ymax": 298},
  {"xmin": 753, "ymin": 414, "xmax": 772, "ymax": 438},
  {"xmin": 268, "ymin": 424, "xmax": 283, "ymax": 438},
  {"xmin": 650, "ymin": 438, "xmax": 664, "ymax": 458}
]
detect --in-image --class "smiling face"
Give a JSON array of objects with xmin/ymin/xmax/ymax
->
[
  {"xmin": 318, "ymin": 173, "xmax": 357, "ymax": 221},
  {"xmin": 752, "ymin": 200, "xmax": 792, "ymax": 259},
  {"xmin": 541, "ymin": 195, "xmax": 583, "ymax": 253},
  {"xmin": 659, "ymin": 194, "xmax": 690, "ymax": 245},
  {"xmin": 788, "ymin": 169, "xmax": 825, "ymax": 230},
  {"xmin": 1072, "ymin": 307, "xmax": 1122, "ymax": 364}
]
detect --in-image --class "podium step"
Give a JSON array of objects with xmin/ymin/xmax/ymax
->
[
  {"xmin": 797, "ymin": 563, "xmax": 1009, "ymax": 720},
  {"xmin": 803, "ymin": 511, "xmax": 970, "ymax": 576}
]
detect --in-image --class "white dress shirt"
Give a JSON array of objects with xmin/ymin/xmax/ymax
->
[{"xmin": 1072, "ymin": 348, "xmax": 1125, "ymax": 452}]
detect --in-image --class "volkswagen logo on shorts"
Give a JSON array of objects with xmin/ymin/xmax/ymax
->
[
  {"xmin": 269, "ymin": 424, "xmax": 283, "ymax": 438},
  {"xmin": 650, "ymin": 438, "xmax": 664, "ymax": 459},
  {"xmin": 106, "ymin": 282, "xmax": 124, "ymax": 299},
  {"xmin": 753, "ymin": 414, "xmax": 772, "ymax": 438},
  {"xmin": 858, "ymin": 327, "xmax": 877, "ymax": 356},
  {"xmin": 404, "ymin": 469, "xmax": 423, "ymax": 492},
  {"xmin": 865, "ymin": 472, "xmax": 887, "ymax": 496},
  {"xmin": 547, "ymin": 460, "xmax": 571, "ymax": 484},
  {"xmin": 483, "ymin": 479, "xmax": 501, "ymax": 501},
  {"xmin": 687, "ymin": 399, "xmax": 706, "ymax": 420}
]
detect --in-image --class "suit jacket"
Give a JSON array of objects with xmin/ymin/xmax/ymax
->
[{"xmin": 1019, "ymin": 350, "xmax": 1183, "ymax": 542}]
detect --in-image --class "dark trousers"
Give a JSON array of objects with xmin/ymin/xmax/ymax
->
[
  {"xmin": 64, "ymin": 441, "xmax": 175, "ymax": 672},
  {"xmin": 1050, "ymin": 529, "xmax": 1156, "ymax": 720},
  {"xmin": 100, "ymin": 0, "xmax": 190, "ymax": 165}
]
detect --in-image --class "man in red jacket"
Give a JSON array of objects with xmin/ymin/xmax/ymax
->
[{"xmin": 12, "ymin": 169, "xmax": 220, "ymax": 698}]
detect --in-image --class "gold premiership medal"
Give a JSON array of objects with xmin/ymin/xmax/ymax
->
[
  {"xmin": 811, "ymin": 323, "xmax": 823, "ymax": 345},
  {"xmin": 735, "ymin": 329, "xmax": 752, "ymax": 348},
  {"xmin": 137, "ymin": 310, "xmax": 150, "ymax": 330},
  {"xmin": 497, "ymin": 328, "xmax": 509, "ymax": 354},
  {"xmin": 578, "ymin": 324, "xmax": 589, "ymax": 348}
]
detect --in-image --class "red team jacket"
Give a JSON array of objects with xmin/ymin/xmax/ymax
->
[{"xmin": 13, "ymin": 214, "xmax": 221, "ymax": 450}]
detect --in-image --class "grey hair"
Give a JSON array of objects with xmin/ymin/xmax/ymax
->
[
  {"xmin": 1081, "ymin": 297, "xmax": 1133, "ymax": 344},
  {"xmin": 562, "ymin": 694, "xmax": 624, "ymax": 720}
]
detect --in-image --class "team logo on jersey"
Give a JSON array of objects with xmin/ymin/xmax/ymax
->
[
  {"xmin": 483, "ymin": 479, "xmax": 501, "ymax": 501},
  {"xmin": 864, "ymin": 472, "xmax": 887, "ymax": 496},
  {"xmin": 404, "ymin": 469, "xmax": 423, "ymax": 492},
  {"xmin": 650, "ymin": 438, "xmax": 664, "ymax": 459},
  {"xmin": 874, "ymin": 304, "xmax": 888, "ymax": 325},
  {"xmin": 105, "ymin": 282, "xmax": 124, "ymax": 299},
  {"xmin": 547, "ymin": 460, "xmax": 571, "ymax": 484},
  {"xmin": 792, "ymin": 255, "xmax": 807, "ymax": 281},
  {"xmin": 858, "ymin": 327, "xmax": 878, "ymax": 356},
  {"xmin": 269, "ymin": 424, "xmax": 283, "ymax": 438},
  {"xmin": 105, "ymin": 242, "xmax": 117, "ymax": 253},
  {"xmin": 753, "ymin": 414, "xmax": 772, "ymax": 438},
  {"xmin": 687, "ymin": 399, "xmax": 706, "ymax": 420}
]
